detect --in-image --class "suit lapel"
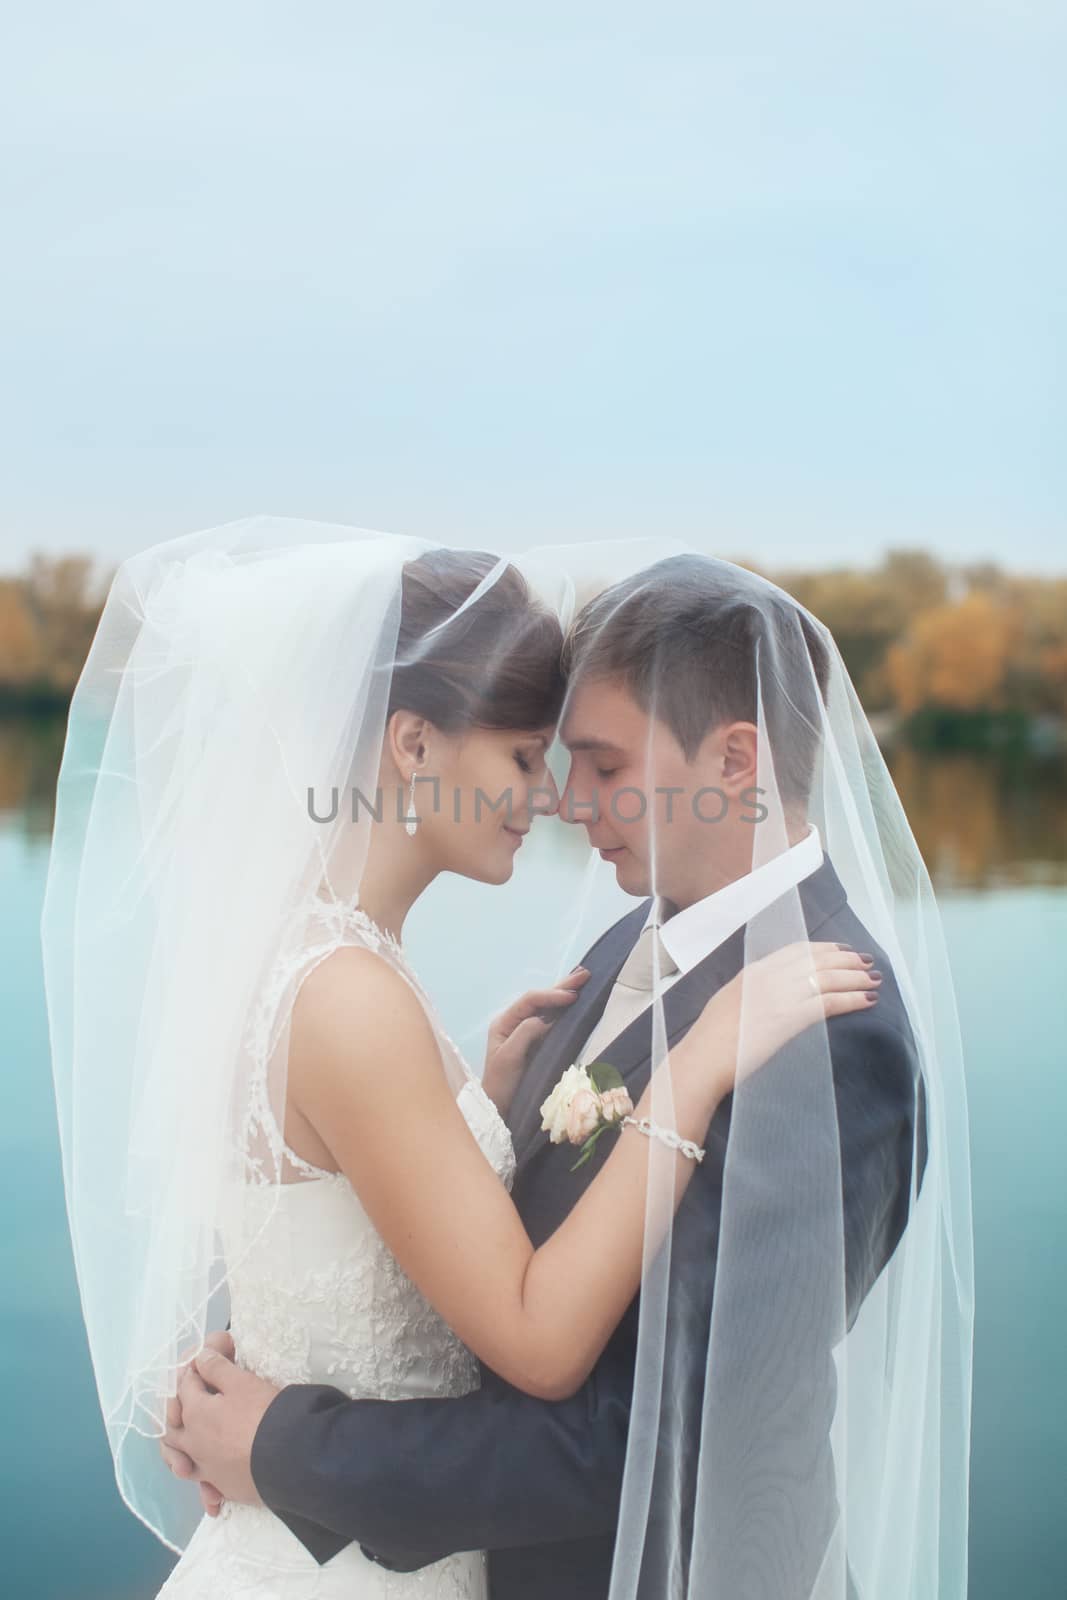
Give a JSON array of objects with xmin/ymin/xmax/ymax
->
[{"xmin": 511, "ymin": 853, "xmax": 848, "ymax": 1176}]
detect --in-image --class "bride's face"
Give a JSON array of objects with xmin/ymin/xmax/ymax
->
[{"xmin": 421, "ymin": 723, "xmax": 560, "ymax": 885}]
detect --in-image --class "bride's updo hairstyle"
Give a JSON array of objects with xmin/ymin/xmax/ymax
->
[{"xmin": 386, "ymin": 549, "xmax": 565, "ymax": 734}]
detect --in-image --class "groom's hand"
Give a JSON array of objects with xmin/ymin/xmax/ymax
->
[{"xmin": 161, "ymin": 1344, "xmax": 281, "ymax": 1508}]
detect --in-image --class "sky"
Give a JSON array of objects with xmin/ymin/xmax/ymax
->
[{"xmin": 1, "ymin": 1, "xmax": 1063, "ymax": 576}]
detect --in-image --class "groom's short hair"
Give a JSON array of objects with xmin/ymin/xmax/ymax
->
[{"xmin": 561, "ymin": 555, "xmax": 831, "ymax": 807}]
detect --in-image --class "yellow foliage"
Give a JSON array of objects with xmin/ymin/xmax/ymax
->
[
  {"xmin": 0, "ymin": 543, "xmax": 1062, "ymax": 723},
  {"xmin": 0, "ymin": 581, "xmax": 41, "ymax": 685},
  {"xmin": 885, "ymin": 591, "xmax": 1019, "ymax": 715},
  {"xmin": 1040, "ymin": 643, "xmax": 1067, "ymax": 715}
]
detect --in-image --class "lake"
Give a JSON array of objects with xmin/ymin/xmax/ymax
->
[{"xmin": 2, "ymin": 718, "xmax": 1064, "ymax": 1598}]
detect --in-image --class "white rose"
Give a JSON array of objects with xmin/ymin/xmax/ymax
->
[{"xmin": 540, "ymin": 1063, "xmax": 596, "ymax": 1144}]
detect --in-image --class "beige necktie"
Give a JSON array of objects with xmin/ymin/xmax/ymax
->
[{"xmin": 577, "ymin": 923, "xmax": 680, "ymax": 1068}]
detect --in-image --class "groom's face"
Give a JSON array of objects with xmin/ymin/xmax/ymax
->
[{"xmin": 557, "ymin": 675, "xmax": 735, "ymax": 907}]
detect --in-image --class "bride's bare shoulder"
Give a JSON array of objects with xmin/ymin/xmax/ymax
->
[{"xmin": 288, "ymin": 942, "xmax": 437, "ymax": 1085}]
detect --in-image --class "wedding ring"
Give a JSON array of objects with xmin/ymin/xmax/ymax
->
[{"xmin": 807, "ymin": 973, "xmax": 819, "ymax": 995}]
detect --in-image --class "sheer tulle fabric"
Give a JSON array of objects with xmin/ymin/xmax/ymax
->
[
  {"xmin": 548, "ymin": 559, "xmax": 972, "ymax": 1600},
  {"xmin": 41, "ymin": 519, "xmax": 477, "ymax": 1544},
  {"xmin": 41, "ymin": 518, "xmax": 972, "ymax": 1595}
]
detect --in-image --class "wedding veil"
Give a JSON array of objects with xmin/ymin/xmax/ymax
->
[
  {"xmin": 41, "ymin": 516, "xmax": 496, "ymax": 1543},
  {"xmin": 40, "ymin": 516, "xmax": 972, "ymax": 1596},
  {"xmin": 547, "ymin": 553, "xmax": 973, "ymax": 1599}
]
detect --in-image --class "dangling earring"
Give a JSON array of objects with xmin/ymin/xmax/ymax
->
[{"xmin": 404, "ymin": 769, "xmax": 419, "ymax": 837}]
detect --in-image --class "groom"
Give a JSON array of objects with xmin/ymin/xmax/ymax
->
[{"xmin": 164, "ymin": 557, "xmax": 926, "ymax": 1597}]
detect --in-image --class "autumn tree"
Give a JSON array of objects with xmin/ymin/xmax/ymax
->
[
  {"xmin": 0, "ymin": 580, "xmax": 40, "ymax": 688},
  {"xmin": 21, "ymin": 554, "xmax": 107, "ymax": 694},
  {"xmin": 773, "ymin": 548, "xmax": 949, "ymax": 709},
  {"xmin": 886, "ymin": 590, "xmax": 1019, "ymax": 716}
]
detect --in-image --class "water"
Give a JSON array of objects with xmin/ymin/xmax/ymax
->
[{"xmin": 2, "ymin": 720, "xmax": 1064, "ymax": 1599}]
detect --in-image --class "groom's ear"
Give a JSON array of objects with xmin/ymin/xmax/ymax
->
[{"xmin": 716, "ymin": 722, "xmax": 759, "ymax": 792}]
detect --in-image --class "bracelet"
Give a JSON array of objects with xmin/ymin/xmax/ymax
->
[{"xmin": 622, "ymin": 1115, "xmax": 706, "ymax": 1164}]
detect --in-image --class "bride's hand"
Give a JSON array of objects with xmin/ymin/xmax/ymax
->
[
  {"xmin": 160, "ymin": 1328, "xmax": 235, "ymax": 1517},
  {"xmin": 686, "ymin": 941, "xmax": 880, "ymax": 1107},
  {"xmin": 482, "ymin": 967, "xmax": 591, "ymax": 1116}
]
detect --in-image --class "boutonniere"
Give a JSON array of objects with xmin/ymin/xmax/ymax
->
[{"xmin": 539, "ymin": 1061, "xmax": 635, "ymax": 1171}]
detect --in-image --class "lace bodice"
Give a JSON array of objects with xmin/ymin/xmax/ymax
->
[
  {"xmin": 229, "ymin": 892, "xmax": 516, "ymax": 1399},
  {"xmin": 158, "ymin": 894, "xmax": 510, "ymax": 1599}
]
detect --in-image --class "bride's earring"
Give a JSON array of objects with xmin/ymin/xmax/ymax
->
[{"xmin": 404, "ymin": 769, "xmax": 419, "ymax": 837}]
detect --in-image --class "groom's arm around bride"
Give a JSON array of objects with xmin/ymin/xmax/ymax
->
[{"xmin": 248, "ymin": 871, "xmax": 925, "ymax": 1599}]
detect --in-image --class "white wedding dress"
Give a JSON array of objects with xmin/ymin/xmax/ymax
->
[{"xmin": 157, "ymin": 894, "xmax": 516, "ymax": 1600}]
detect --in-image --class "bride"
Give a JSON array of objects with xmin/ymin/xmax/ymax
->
[{"xmin": 41, "ymin": 519, "xmax": 880, "ymax": 1598}]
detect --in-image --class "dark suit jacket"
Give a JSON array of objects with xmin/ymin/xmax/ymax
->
[{"xmin": 250, "ymin": 855, "xmax": 927, "ymax": 1598}]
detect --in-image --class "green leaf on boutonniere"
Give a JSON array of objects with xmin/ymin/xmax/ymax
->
[
  {"xmin": 587, "ymin": 1060, "xmax": 625, "ymax": 1094},
  {"xmin": 570, "ymin": 1123, "xmax": 616, "ymax": 1172}
]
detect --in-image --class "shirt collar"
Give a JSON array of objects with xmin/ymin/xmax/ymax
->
[{"xmin": 649, "ymin": 823, "xmax": 824, "ymax": 975}]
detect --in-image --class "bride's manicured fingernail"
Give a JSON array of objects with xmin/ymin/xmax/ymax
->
[
  {"xmin": 859, "ymin": 953, "xmax": 874, "ymax": 964},
  {"xmin": 869, "ymin": 970, "xmax": 883, "ymax": 981},
  {"xmin": 864, "ymin": 992, "xmax": 878, "ymax": 1003}
]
